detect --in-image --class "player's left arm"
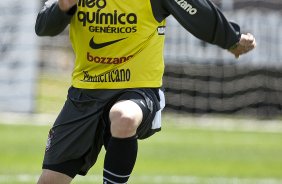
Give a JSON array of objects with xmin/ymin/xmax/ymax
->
[{"xmin": 160, "ymin": 0, "xmax": 255, "ymax": 56}]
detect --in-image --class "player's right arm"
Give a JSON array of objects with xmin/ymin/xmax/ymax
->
[{"xmin": 35, "ymin": 0, "xmax": 77, "ymax": 36}]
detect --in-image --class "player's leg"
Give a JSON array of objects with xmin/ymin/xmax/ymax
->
[
  {"xmin": 103, "ymin": 90, "xmax": 156, "ymax": 184},
  {"xmin": 37, "ymin": 169, "xmax": 72, "ymax": 184},
  {"xmin": 37, "ymin": 87, "xmax": 105, "ymax": 183},
  {"xmin": 103, "ymin": 99, "xmax": 142, "ymax": 184}
]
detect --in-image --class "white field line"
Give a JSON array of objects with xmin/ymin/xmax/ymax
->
[
  {"xmin": 1, "ymin": 112, "xmax": 282, "ymax": 133},
  {"xmin": 0, "ymin": 174, "xmax": 282, "ymax": 184}
]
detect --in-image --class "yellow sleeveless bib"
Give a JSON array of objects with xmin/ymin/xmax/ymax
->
[{"xmin": 70, "ymin": 0, "xmax": 166, "ymax": 89}]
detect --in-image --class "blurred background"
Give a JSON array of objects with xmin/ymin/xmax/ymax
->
[
  {"xmin": 0, "ymin": 0, "xmax": 282, "ymax": 183},
  {"xmin": 164, "ymin": 0, "xmax": 282, "ymax": 118}
]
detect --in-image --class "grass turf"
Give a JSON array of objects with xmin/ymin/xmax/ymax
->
[{"xmin": 0, "ymin": 119, "xmax": 282, "ymax": 184}]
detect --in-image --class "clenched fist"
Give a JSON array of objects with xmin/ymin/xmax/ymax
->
[
  {"xmin": 58, "ymin": 0, "xmax": 78, "ymax": 12},
  {"xmin": 229, "ymin": 33, "xmax": 256, "ymax": 58}
]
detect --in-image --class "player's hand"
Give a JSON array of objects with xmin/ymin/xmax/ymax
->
[
  {"xmin": 58, "ymin": 0, "xmax": 78, "ymax": 12},
  {"xmin": 229, "ymin": 33, "xmax": 256, "ymax": 59}
]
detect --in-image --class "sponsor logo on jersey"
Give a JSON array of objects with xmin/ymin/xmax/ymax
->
[
  {"xmin": 82, "ymin": 69, "xmax": 131, "ymax": 83},
  {"xmin": 174, "ymin": 0, "xmax": 198, "ymax": 15},
  {"xmin": 78, "ymin": 0, "xmax": 107, "ymax": 9},
  {"xmin": 89, "ymin": 36, "xmax": 127, "ymax": 49},
  {"xmin": 87, "ymin": 52, "xmax": 133, "ymax": 64},
  {"xmin": 77, "ymin": 0, "xmax": 138, "ymax": 34},
  {"xmin": 89, "ymin": 25, "xmax": 137, "ymax": 33},
  {"xmin": 77, "ymin": 10, "xmax": 138, "ymax": 27}
]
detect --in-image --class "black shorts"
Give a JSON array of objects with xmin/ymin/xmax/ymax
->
[{"xmin": 42, "ymin": 87, "xmax": 161, "ymax": 177}]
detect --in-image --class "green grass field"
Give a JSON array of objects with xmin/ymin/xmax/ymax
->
[
  {"xmin": 1, "ymin": 118, "xmax": 282, "ymax": 184},
  {"xmin": 1, "ymin": 73, "xmax": 282, "ymax": 183}
]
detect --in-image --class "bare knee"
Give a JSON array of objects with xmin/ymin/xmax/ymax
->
[
  {"xmin": 37, "ymin": 169, "xmax": 72, "ymax": 184},
  {"xmin": 109, "ymin": 100, "xmax": 143, "ymax": 138}
]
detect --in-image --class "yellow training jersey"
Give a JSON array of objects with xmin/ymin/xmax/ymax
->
[{"xmin": 70, "ymin": 0, "xmax": 166, "ymax": 89}]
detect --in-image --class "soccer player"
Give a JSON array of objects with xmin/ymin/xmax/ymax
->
[{"xmin": 35, "ymin": 0, "xmax": 256, "ymax": 183}]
